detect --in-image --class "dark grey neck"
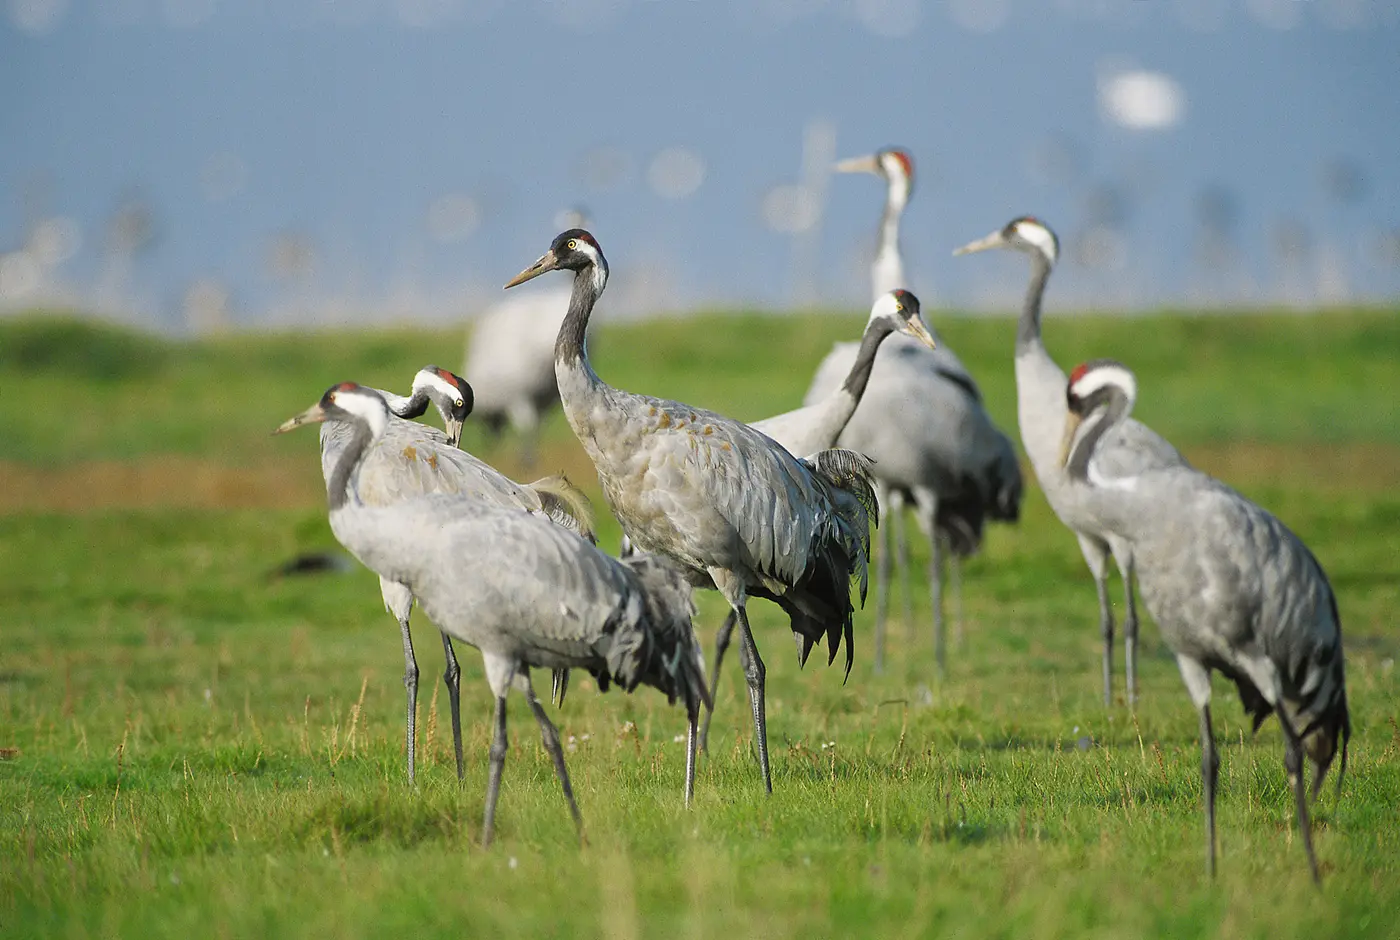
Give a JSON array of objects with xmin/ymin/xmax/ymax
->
[
  {"xmin": 555, "ymin": 266, "xmax": 605, "ymax": 367},
  {"xmin": 1015, "ymin": 254, "xmax": 1054, "ymax": 354},
  {"xmin": 1066, "ymin": 393, "xmax": 1129, "ymax": 482},
  {"xmin": 327, "ymin": 418, "xmax": 372, "ymax": 511},
  {"xmin": 841, "ymin": 320, "xmax": 897, "ymax": 402},
  {"xmin": 393, "ymin": 390, "xmax": 430, "ymax": 420}
]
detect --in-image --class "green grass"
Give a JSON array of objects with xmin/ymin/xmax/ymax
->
[{"xmin": 2, "ymin": 308, "xmax": 1399, "ymax": 938}]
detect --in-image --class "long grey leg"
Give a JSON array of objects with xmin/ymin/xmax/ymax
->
[
  {"xmin": 892, "ymin": 493, "xmax": 914, "ymax": 642},
  {"xmin": 699, "ymin": 611, "xmax": 737, "ymax": 753},
  {"xmin": 399, "ymin": 618, "xmax": 419, "ymax": 786},
  {"xmin": 527, "ymin": 688, "xmax": 583, "ymax": 842},
  {"xmin": 440, "ymin": 632, "xmax": 465, "ymax": 782},
  {"xmin": 1095, "ymin": 573, "xmax": 1115, "ymax": 707},
  {"xmin": 1199, "ymin": 704, "xmax": 1220, "ymax": 879},
  {"xmin": 873, "ymin": 485, "xmax": 892, "ymax": 674},
  {"xmin": 734, "ymin": 606, "xmax": 772, "ymax": 794},
  {"xmin": 1122, "ymin": 557, "xmax": 1140, "ymax": 708},
  {"xmin": 950, "ymin": 552, "xmax": 964, "ymax": 649},
  {"xmin": 481, "ymin": 696, "xmax": 508, "ymax": 848},
  {"xmin": 1277, "ymin": 706, "xmax": 1321, "ymax": 884},
  {"xmin": 926, "ymin": 512, "xmax": 945, "ymax": 676},
  {"xmin": 685, "ymin": 712, "xmax": 698, "ymax": 808}
]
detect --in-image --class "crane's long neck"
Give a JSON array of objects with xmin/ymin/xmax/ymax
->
[
  {"xmin": 554, "ymin": 263, "xmax": 608, "ymax": 384},
  {"xmin": 1017, "ymin": 253, "xmax": 1054, "ymax": 355},
  {"xmin": 327, "ymin": 418, "xmax": 375, "ymax": 511},
  {"xmin": 1065, "ymin": 391, "xmax": 1133, "ymax": 483},
  {"xmin": 872, "ymin": 177, "xmax": 908, "ymax": 298},
  {"xmin": 841, "ymin": 318, "xmax": 898, "ymax": 403}
]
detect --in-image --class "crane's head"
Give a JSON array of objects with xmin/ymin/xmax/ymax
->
[
  {"xmin": 834, "ymin": 148, "xmax": 915, "ymax": 190},
  {"xmin": 1060, "ymin": 359, "xmax": 1137, "ymax": 467},
  {"xmin": 954, "ymin": 216, "xmax": 1059, "ymax": 265},
  {"xmin": 869, "ymin": 289, "xmax": 936, "ymax": 349},
  {"xmin": 410, "ymin": 366, "xmax": 474, "ymax": 446},
  {"xmin": 274, "ymin": 382, "xmax": 390, "ymax": 438},
  {"xmin": 504, "ymin": 229, "xmax": 609, "ymax": 291}
]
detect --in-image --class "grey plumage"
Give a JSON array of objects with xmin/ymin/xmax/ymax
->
[
  {"xmin": 1063, "ymin": 360, "xmax": 1349, "ymax": 882},
  {"xmin": 954, "ymin": 217, "xmax": 1187, "ymax": 705},
  {"xmin": 824, "ymin": 147, "xmax": 1022, "ymax": 674},
  {"xmin": 279, "ymin": 383, "xmax": 709, "ymax": 843},
  {"xmin": 309, "ymin": 365, "xmax": 595, "ymax": 787},
  {"xmin": 505, "ymin": 229, "xmax": 875, "ymax": 795}
]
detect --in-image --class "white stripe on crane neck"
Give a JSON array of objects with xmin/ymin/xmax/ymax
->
[
  {"xmin": 1071, "ymin": 363, "xmax": 1137, "ymax": 409},
  {"xmin": 413, "ymin": 369, "xmax": 463, "ymax": 403}
]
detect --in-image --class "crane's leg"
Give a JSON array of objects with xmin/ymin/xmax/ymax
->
[
  {"xmin": 1277, "ymin": 705, "xmax": 1322, "ymax": 885},
  {"xmin": 685, "ymin": 710, "xmax": 698, "ymax": 808},
  {"xmin": 526, "ymin": 686, "xmax": 584, "ymax": 843},
  {"xmin": 481, "ymin": 695, "xmax": 508, "ymax": 848},
  {"xmin": 1122, "ymin": 559, "xmax": 1140, "ymax": 709},
  {"xmin": 734, "ymin": 606, "xmax": 772, "ymax": 794},
  {"xmin": 892, "ymin": 491, "xmax": 915, "ymax": 644},
  {"xmin": 398, "ymin": 618, "xmax": 420, "ymax": 786},
  {"xmin": 440, "ymin": 632, "xmax": 465, "ymax": 782},
  {"xmin": 1079, "ymin": 535, "xmax": 1115, "ymax": 706},
  {"xmin": 551, "ymin": 669, "xmax": 571, "ymax": 708},
  {"xmin": 873, "ymin": 484, "xmax": 893, "ymax": 674},
  {"xmin": 1176, "ymin": 656, "xmax": 1217, "ymax": 878},
  {"xmin": 950, "ymin": 551, "xmax": 965, "ymax": 650},
  {"xmin": 913, "ymin": 491, "xmax": 945, "ymax": 675},
  {"xmin": 699, "ymin": 611, "xmax": 737, "ymax": 753}
]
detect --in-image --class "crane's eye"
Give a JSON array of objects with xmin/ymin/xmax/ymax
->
[
  {"xmin": 454, "ymin": 398, "xmax": 464, "ymax": 409},
  {"xmin": 566, "ymin": 239, "xmax": 578, "ymax": 250},
  {"xmin": 895, "ymin": 303, "xmax": 903, "ymax": 312}
]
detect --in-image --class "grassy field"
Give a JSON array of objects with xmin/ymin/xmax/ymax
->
[{"xmin": 2, "ymin": 307, "xmax": 1398, "ymax": 938}]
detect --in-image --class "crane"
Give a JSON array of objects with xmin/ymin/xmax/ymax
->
[
  {"xmin": 316, "ymin": 365, "xmax": 595, "ymax": 785},
  {"xmin": 825, "ymin": 147, "xmax": 1021, "ymax": 672},
  {"xmin": 505, "ymin": 229, "xmax": 876, "ymax": 794},
  {"xmin": 700, "ymin": 289, "xmax": 934, "ymax": 749},
  {"xmin": 1062, "ymin": 360, "xmax": 1350, "ymax": 881},
  {"xmin": 954, "ymin": 216, "xmax": 1187, "ymax": 705},
  {"xmin": 277, "ymin": 383, "xmax": 709, "ymax": 844}
]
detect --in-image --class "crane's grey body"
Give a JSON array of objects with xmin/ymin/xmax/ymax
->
[
  {"xmin": 313, "ymin": 370, "xmax": 591, "ymax": 786},
  {"xmin": 1063, "ymin": 361, "xmax": 1349, "ymax": 881},
  {"xmin": 506, "ymin": 230, "xmax": 874, "ymax": 794},
  {"xmin": 283, "ymin": 385, "xmax": 708, "ymax": 843},
  {"xmin": 826, "ymin": 148, "xmax": 1021, "ymax": 673},
  {"xmin": 955, "ymin": 217, "xmax": 1186, "ymax": 704}
]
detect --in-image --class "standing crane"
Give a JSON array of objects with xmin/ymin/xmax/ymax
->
[
  {"xmin": 463, "ymin": 210, "xmax": 588, "ymax": 466},
  {"xmin": 1062, "ymin": 360, "xmax": 1350, "ymax": 882},
  {"xmin": 277, "ymin": 383, "xmax": 709, "ymax": 844},
  {"xmin": 700, "ymin": 289, "xmax": 934, "ymax": 749},
  {"xmin": 954, "ymin": 217, "xmax": 1187, "ymax": 705},
  {"xmin": 504, "ymin": 229, "xmax": 877, "ymax": 794},
  {"xmin": 317, "ymin": 365, "xmax": 594, "ymax": 786},
  {"xmin": 814, "ymin": 148, "xmax": 1021, "ymax": 672}
]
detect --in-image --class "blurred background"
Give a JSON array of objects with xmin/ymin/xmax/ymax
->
[{"xmin": 2, "ymin": 0, "xmax": 1398, "ymax": 332}]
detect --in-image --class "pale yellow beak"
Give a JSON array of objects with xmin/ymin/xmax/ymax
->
[
  {"xmin": 274, "ymin": 402, "xmax": 328, "ymax": 435},
  {"xmin": 901, "ymin": 315, "xmax": 937, "ymax": 350},
  {"xmin": 503, "ymin": 248, "xmax": 559, "ymax": 289},
  {"xmin": 833, "ymin": 154, "xmax": 880, "ymax": 175},
  {"xmin": 953, "ymin": 230, "xmax": 1007, "ymax": 257},
  {"xmin": 1058, "ymin": 411, "xmax": 1084, "ymax": 468}
]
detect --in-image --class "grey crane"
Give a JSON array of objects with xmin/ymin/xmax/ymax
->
[
  {"xmin": 823, "ymin": 147, "xmax": 1022, "ymax": 673},
  {"xmin": 954, "ymin": 216, "xmax": 1187, "ymax": 705},
  {"xmin": 699, "ymin": 289, "xmax": 934, "ymax": 749},
  {"xmin": 1062, "ymin": 360, "xmax": 1350, "ymax": 882},
  {"xmin": 505, "ymin": 229, "xmax": 876, "ymax": 794},
  {"xmin": 317, "ymin": 365, "xmax": 595, "ymax": 786},
  {"xmin": 463, "ymin": 210, "xmax": 589, "ymax": 466},
  {"xmin": 278, "ymin": 383, "xmax": 709, "ymax": 844}
]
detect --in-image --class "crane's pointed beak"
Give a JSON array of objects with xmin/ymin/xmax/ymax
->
[
  {"xmin": 444, "ymin": 416, "xmax": 464, "ymax": 448},
  {"xmin": 504, "ymin": 249, "xmax": 559, "ymax": 289},
  {"xmin": 274, "ymin": 403, "xmax": 328, "ymax": 435},
  {"xmin": 902, "ymin": 315, "xmax": 937, "ymax": 350},
  {"xmin": 833, "ymin": 154, "xmax": 880, "ymax": 175},
  {"xmin": 953, "ymin": 230, "xmax": 1007, "ymax": 256},
  {"xmin": 1058, "ymin": 411, "xmax": 1083, "ymax": 468}
]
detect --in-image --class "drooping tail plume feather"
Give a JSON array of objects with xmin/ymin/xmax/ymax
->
[{"xmin": 528, "ymin": 473, "xmax": 597, "ymax": 544}]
